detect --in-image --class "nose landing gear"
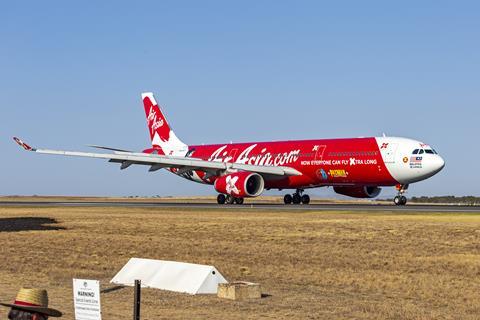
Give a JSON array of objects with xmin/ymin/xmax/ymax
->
[
  {"xmin": 284, "ymin": 189, "xmax": 310, "ymax": 205},
  {"xmin": 394, "ymin": 184, "xmax": 408, "ymax": 206}
]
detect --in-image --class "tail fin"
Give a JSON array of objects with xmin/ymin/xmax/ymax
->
[{"xmin": 142, "ymin": 92, "xmax": 188, "ymax": 156}]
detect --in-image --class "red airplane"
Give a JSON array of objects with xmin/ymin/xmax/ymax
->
[{"xmin": 14, "ymin": 92, "xmax": 445, "ymax": 205}]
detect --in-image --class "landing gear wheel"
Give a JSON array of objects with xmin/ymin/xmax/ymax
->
[
  {"xmin": 226, "ymin": 195, "xmax": 235, "ymax": 204},
  {"xmin": 394, "ymin": 196, "xmax": 407, "ymax": 206},
  {"xmin": 234, "ymin": 197, "xmax": 244, "ymax": 205},
  {"xmin": 394, "ymin": 184, "xmax": 409, "ymax": 206},
  {"xmin": 394, "ymin": 196, "xmax": 401, "ymax": 205},
  {"xmin": 292, "ymin": 193, "xmax": 301, "ymax": 204},
  {"xmin": 217, "ymin": 194, "xmax": 226, "ymax": 205},
  {"xmin": 301, "ymin": 194, "xmax": 310, "ymax": 204},
  {"xmin": 284, "ymin": 194, "xmax": 293, "ymax": 204}
]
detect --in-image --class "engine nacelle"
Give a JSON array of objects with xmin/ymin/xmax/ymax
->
[
  {"xmin": 214, "ymin": 172, "xmax": 265, "ymax": 197},
  {"xmin": 333, "ymin": 186, "xmax": 382, "ymax": 198}
]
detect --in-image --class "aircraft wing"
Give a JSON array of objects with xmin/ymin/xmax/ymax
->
[{"xmin": 13, "ymin": 137, "xmax": 302, "ymax": 177}]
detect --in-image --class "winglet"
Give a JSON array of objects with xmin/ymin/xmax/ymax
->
[{"xmin": 13, "ymin": 137, "xmax": 34, "ymax": 151}]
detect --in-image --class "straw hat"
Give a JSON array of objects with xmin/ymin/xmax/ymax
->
[{"xmin": 0, "ymin": 288, "xmax": 62, "ymax": 317}]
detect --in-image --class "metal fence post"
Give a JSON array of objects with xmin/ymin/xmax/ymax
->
[{"xmin": 134, "ymin": 279, "xmax": 141, "ymax": 320}]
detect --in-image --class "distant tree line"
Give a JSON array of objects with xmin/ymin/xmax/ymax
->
[{"xmin": 408, "ymin": 196, "xmax": 480, "ymax": 205}]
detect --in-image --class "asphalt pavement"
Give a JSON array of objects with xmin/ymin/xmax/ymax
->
[{"xmin": 1, "ymin": 201, "xmax": 479, "ymax": 212}]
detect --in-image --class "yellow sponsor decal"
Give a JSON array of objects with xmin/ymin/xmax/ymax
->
[{"xmin": 329, "ymin": 169, "xmax": 348, "ymax": 178}]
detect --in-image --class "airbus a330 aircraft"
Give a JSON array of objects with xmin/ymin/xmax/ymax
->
[{"xmin": 14, "ymin": 92, "xmax": 445, "ymax": 205}]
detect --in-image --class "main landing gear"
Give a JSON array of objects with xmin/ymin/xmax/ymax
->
[
  {"xmin": 284, "ymin": 189, "xmax": 310, "ymax": 205},
  {"xmin": 394, "ymin": 184, "xmax": 408, "ymax": 206},
  {"xmin": 217, "ymin": 194, "xmax": 244, "ymax": 205}
]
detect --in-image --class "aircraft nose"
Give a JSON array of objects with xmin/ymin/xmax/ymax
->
[{"xmin": 430, "ymin": 155, "xmax": 445, "ymax": 174}]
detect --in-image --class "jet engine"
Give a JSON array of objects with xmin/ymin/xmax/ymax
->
[
  {"xmin": 214, "ymin": 172, "xmax": 264, "ymax": 197},
  {"xmin": 333, "ymin": 186, "xmax": 382, "ymax": 198}
]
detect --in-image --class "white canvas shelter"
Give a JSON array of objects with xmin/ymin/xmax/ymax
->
[{"xmin": 110, "ymin": 258, "xmax": 228, "ymax": 295}]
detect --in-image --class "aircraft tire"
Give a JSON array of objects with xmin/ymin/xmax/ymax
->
[
  {"xmin": 284, "ymin": 194, "xmax": 293, "ymax": 204},
  {"xmin": 226, "ymin": 195, "xmax": 235, "ymax": 204},
  {"xmin": 301, "ymin": 194, "xmax": 310, "ymax": 204},
  {"xmin": 394, "ymin": 196, "xmax": 400, "ymax": 205},
  {"xmin": 235, "ymin": 197, "xmax": 244, "ymax": 205},
  {"xmin": 217, "ymin": 194, "xmax": 226, "ymax": 204},
  {"xmin": 394, "ymin": 196, "xmax": 407, "ymax": 206}
]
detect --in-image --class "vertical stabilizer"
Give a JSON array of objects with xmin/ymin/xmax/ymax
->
[{"xmin": 142, "ymin": 92, "xmax": 188, "ymax": 156}]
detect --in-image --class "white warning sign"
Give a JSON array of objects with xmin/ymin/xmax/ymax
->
[{"xmin": 73, "ymin": 279, "xmax": 102, "ymax": 320}]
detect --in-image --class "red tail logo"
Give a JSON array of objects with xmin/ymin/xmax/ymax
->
[
  {"xmin": 142, "ymin": 93, "xmax": 171, "ymax": 144},
  {"xmin": 141, "ymin": 92, "xmax": 188, "ymax": 156}
]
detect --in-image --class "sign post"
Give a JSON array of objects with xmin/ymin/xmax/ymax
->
[
  {"xmin": 73, "ymin": 279, "xmax": 102, "ymax": 320},
  {"xmin": 133, "ymin": 279, "xmax": 141, "ymax": 320}
]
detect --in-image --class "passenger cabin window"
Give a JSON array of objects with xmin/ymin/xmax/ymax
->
[
  {"xmin": 412, "ymin": 149, "xmax": 419, "ymax": 154},
  {"xmin": 418, "ymin": 149, "xmax": 424, "ymax": 154},
  {"xmin": 425, "ymin": 149, "xmax": 434, "ymax": 154}
]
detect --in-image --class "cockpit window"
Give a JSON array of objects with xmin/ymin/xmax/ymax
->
[
  {"xmin": 412, "ymin": 149, "xmax": 419, "ymax": 154},
  {"xmin": 418, "ymin": 149, "xmax": 424, "ymax": 154},
  {"xmin": 425, "ymin": 149, "xmax": 434, "ymax": 154}
]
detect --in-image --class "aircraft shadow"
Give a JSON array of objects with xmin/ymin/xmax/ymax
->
[{"xmin": 0, "ymin": 217, "xmax": 64, "ymax": 232}]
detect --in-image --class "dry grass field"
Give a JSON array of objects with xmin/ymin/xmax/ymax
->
[{"xmin": 0, "ymin": 205, "xmax": 479, "ymax": 319}]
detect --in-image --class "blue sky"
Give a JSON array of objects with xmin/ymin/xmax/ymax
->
[{"xmin": 1, "ymin": 1, "xmax": 478, "ymax": 197}]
